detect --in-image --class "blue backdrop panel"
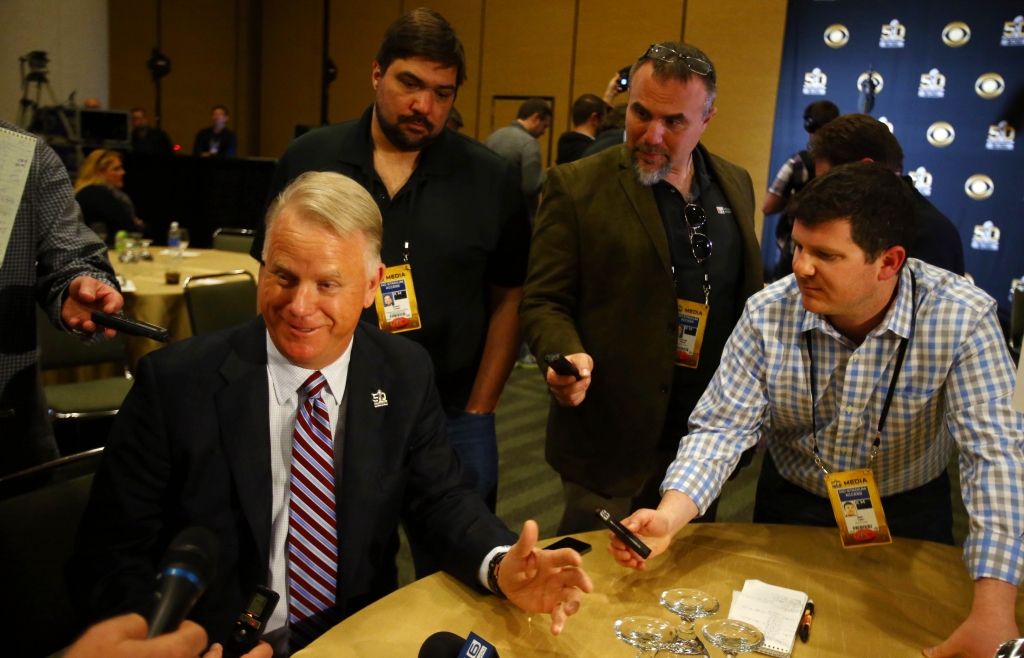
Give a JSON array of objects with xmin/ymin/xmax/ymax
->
[{"xmin": 764, "ymin": 1, "xmax": 1023, "ymax": 316}]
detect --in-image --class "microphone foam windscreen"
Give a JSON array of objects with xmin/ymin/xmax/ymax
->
[{"xmin": 418, "ymin": 631, "xmax": 466, "ymax": 658}]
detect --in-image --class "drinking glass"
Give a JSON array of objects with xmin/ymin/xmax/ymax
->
[
  {"xmin": 701, "ymin": 620, "xmax": 764, "ymax": 657},
  {"xmin": 660, "ymin": 589, "xmax": 719, "ymax": 654},
  {"xmin": 614, "ymin": 616, "xmax": 678, "ymax": 658},
  {"xmin": 139, "ymin": 238, "xmax": 154, "ymax": 261},
  {"xmin": 178, "ymin": 228, "xmax": 190, "ymax": 251}
]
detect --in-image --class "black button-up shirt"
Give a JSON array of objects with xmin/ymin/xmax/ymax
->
[{"xmin": 652, "ymin": 147, "xmax": 744, "ymax": 447}]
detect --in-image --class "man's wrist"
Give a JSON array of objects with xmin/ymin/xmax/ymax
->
[
  {"xmin": 657, "ymin": 490, "xmax": 700, "ymax": 536},
  {"xmin": 487, "ymin": 550, "xmax": 508, "ymax": 599}
]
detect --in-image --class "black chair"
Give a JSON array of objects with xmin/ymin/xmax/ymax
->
[
  {"xmin": 36, "ymin": 308, "xmax": 133, "ymax": 423},
  {"xmin": 212, "ymin": 227, "xmax": 256, "ymax": 254},
  {"xmin": 183, "ymin": 270, "xmax": 258, "ymax": 336},
  {"xmin": 0, "ymin": 448, "xmax": 103, "ymax": 657}
]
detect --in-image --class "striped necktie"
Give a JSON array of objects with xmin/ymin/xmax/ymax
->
[{"xmin": 288, "ymin": 371, "xmax": 340, "ymax": 651}]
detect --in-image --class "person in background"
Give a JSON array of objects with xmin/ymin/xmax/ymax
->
[
  {"xmin": 555, "ymin": 94, "xmax": 608, "ymax": 165},
  {"xmin": 762, "ymin": 100, "xmax": 839, "ymax": 281},
  {"xmin": 74, "ymin": 149, "xmax": 145, "ymax": 245},
  {"xmin": 446, "ymin": 106, "xmax": 464, "ymax": 132},
  {"xmin": 247, "ymin": 9, "xmax": 532, "ymax": 569},
  {"xmin": 82, "ymin": 97, "xmax": 102, "ymax": 109},
  {"xmin": 810, "ymin": 113, "xmax": 964, "ymax": 276},
  {"xmin": 521, "ymin": 42, "xmax": 763, "ymax": 535},
  {"xmin": 0, "ymin": 119, "xmax": 122, "ymax": 477},
  {"xmin": 130, "ymin": 107, "xmax": 173, "ymax": 155},
  {"xmin": 614, "ymin": 162, "xmax": 1022, "ymax": 658},
  {"xmin": 193, "ymin": 105, "xmax": 238, "ymax": 158},
  {"xmin": 580, "ymin": 102, "xmax": 627, "ymax": 158},
  {"xmin": 485, "ymin": 97, "xmax": 552, "ymax": 219}
]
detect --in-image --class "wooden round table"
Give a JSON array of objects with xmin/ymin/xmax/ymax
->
[
  {"xmin": 296, "ymin": 523, "xmax": 1024, "ymax": 657},
  {"xmin": 111, "ymin": 248, "xmax": 259, "ymax": 366}
]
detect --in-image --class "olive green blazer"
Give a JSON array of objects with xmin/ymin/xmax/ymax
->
[{"xmin": 520, "ymin": 142, "xmax": 763, "ymax": 497}]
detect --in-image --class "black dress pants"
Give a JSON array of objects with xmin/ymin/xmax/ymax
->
[{"xmin": 753, "ymin": 451, "xmax": 955, "ymax": 545}]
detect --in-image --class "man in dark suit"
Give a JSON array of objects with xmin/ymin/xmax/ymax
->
[
  {"xmin": 520, "ymin": 43, "xmax": 764, "ymax": 534},
  {"xmin": 809, "ymin": 113, "xmax": 964, "ymax": 276},
  {"xmin": 68, "ymin": 172, "xmax": 592, "ymax": 655}
]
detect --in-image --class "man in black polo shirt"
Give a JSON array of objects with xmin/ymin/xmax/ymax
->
[
  {"xmin": 521, "ymin": 42, "xmax": 763, "ymax": 534},
  {"xmin": 250, "ymin": 9, "xmax": 530, "ymax": 535}
]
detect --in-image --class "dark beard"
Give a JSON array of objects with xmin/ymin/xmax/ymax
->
[{"xmin": 375, "ymin": 101, "xmax": 441, "ymax": 152}]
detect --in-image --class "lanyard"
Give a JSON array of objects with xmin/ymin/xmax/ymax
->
[{"xmin": 805, "ymin": 271, "xmax": 916, "ymax": 475}]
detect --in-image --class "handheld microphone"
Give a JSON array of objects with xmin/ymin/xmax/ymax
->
[
  {"xmin": 418, "ymin": 632, "xmax": 500, "ymax": 658},
  {"xmin": 146, "ymin": 527, "xmax": 220, "ymax": 638}
]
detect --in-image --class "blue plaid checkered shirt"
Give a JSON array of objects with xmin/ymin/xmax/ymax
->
[{"xmin": 663, "ymin": 259, "xmax": 1024, "ymax": 585}]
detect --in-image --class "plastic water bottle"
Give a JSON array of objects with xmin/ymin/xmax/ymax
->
[{"xmin": 168, "ymin": 221, "xmax": 181, "ymax": 249}]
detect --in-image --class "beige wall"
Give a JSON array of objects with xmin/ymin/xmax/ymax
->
[
  {"xmin": 107, "ymin": 0, "xmax": 788, "ymax": 236},
  {"xmin": 1, "ymin": 0, "xmax": 109, "ymax": 125}
]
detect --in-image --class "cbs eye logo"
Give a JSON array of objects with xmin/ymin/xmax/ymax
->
[
  {"xmin": 965, "ymin": 175, "xmax": 994, "ymax": 200},
  {"xmin": 942, "ymin": 22, "xmax": 971, "ymax": 47},
  {"xmin": 975, "ymin": 73, "xmax": 1005, "ymax": 99},
  {"xmin": 824, "ymin": 24, "xmax": 850, "ymax": 48},
  {"xmin": 927, "ymin": 122, "xmax": 955, "ymax": 147}
]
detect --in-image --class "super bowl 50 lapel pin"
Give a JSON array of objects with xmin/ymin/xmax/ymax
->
[{"xmin": 371, "ymin": 390, "xmax": 388, "ymax": 408}]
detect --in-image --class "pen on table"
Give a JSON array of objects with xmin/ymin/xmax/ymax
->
[{"xmin": 798, "ymin": 600, "xmax": 815, "ymax": 642}]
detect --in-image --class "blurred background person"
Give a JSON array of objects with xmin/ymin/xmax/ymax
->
[
  {"xmin": 580, "ymin": 102, "xmax": 627, "ymax": 158},
  {"xmin": 193, "ymin": 104, "xmax": 237, "ymax": 157},
  {"xmin": 485, "ymin": 97, "xmax": 552, "ymax": 219},
  {"xmin": 762, "ymin": 100, "xmax": 839, "ymax": 281},
  {"xmin": 74, "ymin": 149, "xmax": 146, "ymax": 245},
  {"xmin": 446, "ymin": 105, "xmax": 464, "ymax": 132},
  {"xmin": 130, "ymin": 107, "xmax": 173, "ymax": 155},
  {"xmin": 82, "ymin": 97, "xmax": 102, "ymax": 109},
  {"xmin": 555, "ymin": 93, "xmax": 608, "ymax": 165}
]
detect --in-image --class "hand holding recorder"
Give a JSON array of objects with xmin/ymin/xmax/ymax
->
[
  {"xmin": 544, "ymin": 353, "xmax": 593, "ymax": 407},
  {"xmin": 606, "ymin": 490, "xmax": 701, "ymax": 571}
]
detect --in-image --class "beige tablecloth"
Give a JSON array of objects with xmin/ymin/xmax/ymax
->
[
  {"xmin": 112, "ymin": 248, "xmax": 260, "ymax": 367},
  {"xmin": 297, "ymin": 523, "xmax": 1024, "ymax": 658}
]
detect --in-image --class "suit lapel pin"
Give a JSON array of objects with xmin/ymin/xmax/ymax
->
[{"xmin": 371, "ymin": 390, "xmax": 388, "ymax": 408}]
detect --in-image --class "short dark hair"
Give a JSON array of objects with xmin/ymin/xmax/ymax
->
[
  {"xmin": 517, "ymin": 98, "xmax": 552, "ymax": 120},
  {"xmin": 376, "ymin": 8, "xmax": 467, "ymax": 88},
  {"xmin": 130, "ymin": 107, "xmax": 147, "ymax": 115},
  {"xmin": 571, "ymin": 94, "xmax": 608, "ymax": 126},
  {"xmin": 803, "ymin": 100, "xmax": 839, "ymax": 133},
  {"xmin": 599, "ymin": 103, "xmax": 627, "ymax": 132},
  {"xmin": 810, "ymin": 113, "xmax": 904, "ymax": 172},
  {"xmin": 629, "ymin": 41, "xmax": 716, "ymax": 116},
  {"xmin": 788, "ymin": 161, "xmax": 917, "ymax": 262},
  {"xmin": 212, "ymin": 104, "xmax": 229, "ymax": 115}
]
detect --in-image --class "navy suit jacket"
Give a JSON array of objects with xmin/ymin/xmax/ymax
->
[{"xmin": 67, "ymin": 317, "xmax": 516, "ymax": 643}]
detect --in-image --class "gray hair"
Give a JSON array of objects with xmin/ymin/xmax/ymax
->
[
  {"xmin": 262, "ymin": 171, "xmax": 383, "ymax": 277},
  {"xmin": 629, "ymin": 41, "xmax": 717, "ymax": 118}
]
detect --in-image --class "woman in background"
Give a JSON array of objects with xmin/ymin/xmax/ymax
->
[{"xmin": 74, "ymin": 149, "xmax": 145, "ymax": 245}]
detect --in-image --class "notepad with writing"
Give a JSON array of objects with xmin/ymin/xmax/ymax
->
[{"xmin": 725, "ymin": 579, "xmax": 808, "ymax": 657}]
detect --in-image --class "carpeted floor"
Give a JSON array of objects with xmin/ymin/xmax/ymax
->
[{"xmin": 397, "ymin": 367, "xmax": 969, "ymax": 586}]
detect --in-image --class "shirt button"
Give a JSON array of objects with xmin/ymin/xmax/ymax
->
[
  {"xmin": 839, "ymin": 447, "xmax": 849, "ymax": 454},
  {"xmin": 845, "ymin": 406, "xmax": 854, "ymax": 413},
  {"xmin": 660, "ymin": 384, "xmax": 670, "ymax": 394},
  {"xmin": 851, "ymin": 355, "xmax": 859, "ymax": 362}
]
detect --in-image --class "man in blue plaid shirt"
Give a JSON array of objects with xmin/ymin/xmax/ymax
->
[{"xmin": 609, "ymin": 163, "xmax": 1023, "ymax": 658}]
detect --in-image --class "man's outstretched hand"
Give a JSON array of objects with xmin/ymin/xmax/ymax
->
[
  {"xmin": 498, "ymin": 520, "xmax": 594, "ymax": 635},
  {"xmin": 607, "ymin": 491, "xmax": 700, "ymax": 571},
  {"xmin": 62, "ymin": 276, "xmax": 124, "ymax": 336}
]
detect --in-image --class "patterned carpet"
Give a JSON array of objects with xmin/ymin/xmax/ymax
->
[{"xmin": 397, "ymin": 367, "xmax": 969, "ymax": 585}]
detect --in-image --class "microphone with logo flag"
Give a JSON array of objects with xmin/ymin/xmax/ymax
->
[
  {"xmin": 418, "ymin": 632, "xmax": 500, "ymax": 658},
  {"xmin": 146, "ymin": 527, "xmax": 220, "ymax": 638}
]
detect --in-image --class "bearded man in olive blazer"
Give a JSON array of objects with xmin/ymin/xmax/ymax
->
[{"xmin": 521, "ymin": 42, "xmax": 763, "ymax": 534}]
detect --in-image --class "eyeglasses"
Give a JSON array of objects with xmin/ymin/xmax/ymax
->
[
  {"xmin": 684, "ymin": 204, "xmax": 712, "ymax": 262},
  {"xmin": 641, "ymin": 45, "xmax": 713, "ymax": 76}
]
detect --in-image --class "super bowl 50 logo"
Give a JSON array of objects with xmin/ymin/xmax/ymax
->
[
  {"xmin": 803, "ymin": 68, "xmax": 827, "ymax": 95},
  {"xmin": 986, "ymin": 121, "xmax": 1015, "ymax": 151},
  {"xmin": 971, "ymin": 221, "xmax": 1000, "ymax": 251},
  {"xmin": 908, "ymin": 167, "xmax": 932, "ymax": 196},
  {"xmin": 1002, "ymin": 15, "xmax": 1024, "ymax": 46},
  {"xmin": 918, "ymin": 69, "xmax": 945, "ymax": 98},
  {"xmin": 880, "ymin": 19, "xmax": 906, "ymax": 48}
]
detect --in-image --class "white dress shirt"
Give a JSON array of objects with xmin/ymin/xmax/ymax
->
[{"xmin": 263, "ymin": 331, "xmax": 507, "ymax": 634}]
